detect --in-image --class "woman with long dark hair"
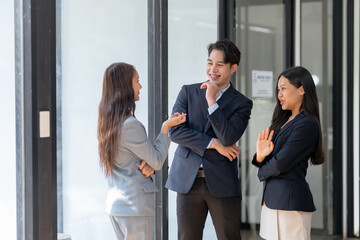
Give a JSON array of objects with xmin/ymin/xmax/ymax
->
[
  {"xmin": 253, "ymin": 66, "xmax": 325, "ymax": 240},
  {"xmin": 98, "ymin": 62, "xmax": 186, "ymax": 240}
]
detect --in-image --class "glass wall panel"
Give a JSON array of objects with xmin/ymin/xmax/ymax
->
[
  {"xmin": 235, "ymin": 0, "xmax": 333, "ymax": 238},
  {"xmin": 0, "ymin": 0, "xmax": 16, "ymax": 239},
  {"xmin": 168, "ymin": 0, "xmax": 217, "ymax": 239},
  {"xmin": 301, "ymin": 0, "xmax": 332, "ymax": 235},
  {"xmin": 57, "ymin": 1, "xmax": 148, "ymax": 239},
  {"xmin": 235, "ymin": 1, "xmax": 285, "ymax": 237}
]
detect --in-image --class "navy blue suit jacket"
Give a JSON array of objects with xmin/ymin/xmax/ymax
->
[
  {"xmin": 252, "ymin": 113, "xmax": 318, "ymax": 212},
  {"xmin": 165, "ymin": 82, "xmax": 252, "ymax": 197}
]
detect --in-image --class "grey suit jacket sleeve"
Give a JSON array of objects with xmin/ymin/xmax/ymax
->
[{"xmin": 121, "ymin": 119, "xmax": 171, "ymax": 171}]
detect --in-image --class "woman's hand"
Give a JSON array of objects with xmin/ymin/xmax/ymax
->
[
  {"xmin": 139, "ymin": 161, "xmax": 155, "ymax": 178},
  {"xmin": 209, "ymin": 138, "xmax": 240, "ymax": 162},
  {"xmin": 256, "ymin": 127, "xmax": 274, "ymax": 163},
  {"xmin": 161, "ymin": 112, "xmax": 186, "ymax": 135}
]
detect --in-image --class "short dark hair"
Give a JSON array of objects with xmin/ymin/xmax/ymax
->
[{"xmin": 207, "ymin": 39, "xmax": 241, "ymax": 66}]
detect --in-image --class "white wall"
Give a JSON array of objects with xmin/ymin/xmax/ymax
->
[{"xmin": 0, "ymin": 0, "xmax": 16, "ymax": 239}]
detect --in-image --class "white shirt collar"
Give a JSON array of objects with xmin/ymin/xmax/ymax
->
[{"xmin": 217, "ymin": 83, "xmax": 231, "ymax": 101}]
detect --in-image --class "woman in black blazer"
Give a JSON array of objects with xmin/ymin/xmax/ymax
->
[{"xmin": 253, "ymin": 66, "xmax": 325, "ymax": 240}]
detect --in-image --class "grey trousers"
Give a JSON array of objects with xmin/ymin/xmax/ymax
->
[{"xmin": 109, "ymin": 215, "xmax": 154, "ymax": 240}]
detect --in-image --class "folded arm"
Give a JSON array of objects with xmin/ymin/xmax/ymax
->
[
  {"xmin": 257, "ymin": 118, "xmax": 319, "ymax": 181},
  {"xmin": 121, "ymin": 120, "xmax": 171, "ymax": 171},
  {"xmin": 208, "ymin": 100, "xmax": 252, "ymax": 146},
  {"xmin": 169, "ymin": 85, "xmax": 213, "ymax": 156}
]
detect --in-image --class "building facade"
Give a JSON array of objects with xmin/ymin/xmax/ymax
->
[{"xmin": 0, "ymin": 0, "xmax": 359, "ymax": 239}]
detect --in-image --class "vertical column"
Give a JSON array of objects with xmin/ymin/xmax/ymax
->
[
  {"xmin": 353, "ymin": 0, "xmax": 360, "ymax": 237},
  {"xmin": 342, "ymin": 0, "xmax": 349, "ymax": 238},
  {"xmin": 56, "ymin": 0, "xmax": 63, "ymax": 234},
  {"xmin": 218, "ymin": 0, "xmax": 236, "ymax": 41},
  {"xmin": 346, "ymin": 0, "xmax": 355, "ymax": 237},
  {"xmin": 284, "ymin": 0, "xmax": 295, "ymax": 68},
  {"xmin": 218, "ymin": 0, "xmax": 237, "ymax": 87},
  {"xmin": 321, "ymin": 0, "xmax": 331, "ymax": 234},
  {"xmin": 15, "ymin": 0, "xmax": 57, "ymax": 239},
  {"xmin": 332, "ymin": 0, "xmax": 344, "ymax": 237},
  {"xmin": 148, "ymin": 0, "xmax": 168, "ymax": 239},
  {"xmin": 294, "ymin": 0, "xmax": 301, "ymax": 66}
]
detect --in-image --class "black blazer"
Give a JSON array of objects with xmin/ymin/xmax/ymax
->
[
  {"xmin": 165, "ymin": 82, "xmax": 252, "ymax": 197},
  {"xmin": 252, "ymin": 113, "xmax": 318, "ymax": 212}
]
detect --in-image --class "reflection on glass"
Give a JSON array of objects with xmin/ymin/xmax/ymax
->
[
  {"xmin": 168, "ymin": 0, "xmax": 217, "ymax": 239},
  {"xmin": 235, "ymin": 1, "xmax": 285, "ymax": 235},
  {"xmin": 57, "ymin": 1, "xmax": 148, "ymax": 239},
  {"xmin": 301, "ymin": 4, "xmax": 325, "ymax": 228},
  {"xmin": 301, "ymin": 0, "xmax": 332, "ymax": 234},
  {"xmin": 235, "ymin": 0, "xmax": 333, "ymax": 237},
  {"xmin": 0, "ymin": 0, "xmax": 16, "ymax": 239}
]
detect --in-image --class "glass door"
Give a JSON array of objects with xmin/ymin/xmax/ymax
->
[
  {"xmin": 168, "ymin": 0, "xmax": 218, "ymax": 239},
  {"xmin": 0, "ymin": 0, "xmax": 16, "ymax": 239},
  {"xmin": 300, "ymin": 0, "xmax": 332, "ymax": 235},
  {"xmin": 234, "ymin": 0, "xmax": 333, "ymax": 237},
  {"xmin": 56, "ymin": 1, "xmax": 148, "ymax": 239},
  {"xmin": 235, "ymin": 1, "xmax": 285, "ymax": 237}
]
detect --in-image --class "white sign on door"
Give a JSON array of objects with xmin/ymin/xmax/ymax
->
[{"xmin": 252, "ymin": 70, "xmax": 273, "ymax": 98}]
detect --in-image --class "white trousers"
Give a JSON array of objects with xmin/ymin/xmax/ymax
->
[
  {"xmin": 260, "ymin": 204, "xmax": 312, "ymax": 240},
  {"xmin": 109, "ymin": 215, "xmax": 154, "ymax": 240}
]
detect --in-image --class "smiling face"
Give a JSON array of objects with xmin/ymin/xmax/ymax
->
[
  {"xmin": 132, "ymin": 70, "xmax": 142, "ymax": 101},
  {"xmin": 277, "ymin": 76, "xmax": 305, "ymax": 114},
  {"xmin": 206, "ymin": 49, "xmax": 238, "ymax": 90}
]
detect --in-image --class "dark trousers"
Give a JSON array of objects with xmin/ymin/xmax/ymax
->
[{"xmin": 177, "ymin": 177, "xmax": 242, "ymax": 240}]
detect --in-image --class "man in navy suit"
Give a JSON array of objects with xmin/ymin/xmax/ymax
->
[{"xmin": 166, "ymin": 39, "xmax": 253, "ymax": 240}]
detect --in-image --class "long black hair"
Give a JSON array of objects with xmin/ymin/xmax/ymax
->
[
  {"xmin": 270, "ymin": 66, "xmax": 325, "ymax": 165},
  {"xmin": 97, "ymin": 62, "xmax": 136, "ymax": 176}
]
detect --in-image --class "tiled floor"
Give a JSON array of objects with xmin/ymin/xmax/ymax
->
[{"xmin": 241, "ymin": 229, "xmax": 345, "ymax": 240}]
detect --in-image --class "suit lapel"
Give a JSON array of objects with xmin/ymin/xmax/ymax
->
[
  {"xmin": 273, "ymin": 113, "xmax": 304, "ymax": 143},
  {"xmin": 198, "ymin": 85, "xmax": 213, "ymax": 133},
  {"xmin": 199, "ymin": 87, "xmax": 210, "ymax": 119},
  {"xmin": 216, "ymin": 83, "xmax": 236, "ymax": 109},
  {"xmin": 202, "ymin": 83, "xmax": 236, "ymax": 133}
]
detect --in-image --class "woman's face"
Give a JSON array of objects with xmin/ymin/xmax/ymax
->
[
  {"xmin": 132, "ymin": 70, "xmax": 142, "ymax": 101},
  {"xmin": 277, "ymin": 76, "xmax": 304, "ymax": 114}
]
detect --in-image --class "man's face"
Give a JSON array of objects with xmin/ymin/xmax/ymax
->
[{"xmin": 206, "ymin": 49, "xmax": 237, "ymax": 89}]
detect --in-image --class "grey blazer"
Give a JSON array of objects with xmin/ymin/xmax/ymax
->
[{"xmin": 106, "ymin": 116, "xmax": 171, "ymax": 217}]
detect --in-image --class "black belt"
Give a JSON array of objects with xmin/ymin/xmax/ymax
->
[{"xmin": 197, "ymin": 169, "xmax": 205, "ymax": 178}]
